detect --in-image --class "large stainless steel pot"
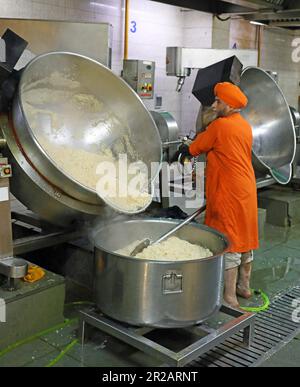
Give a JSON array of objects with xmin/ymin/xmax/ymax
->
[
  {"xmin": 1, "ymin": 52, "xmax": 162, "ymax": 225},
  {"xmin": 94, "ymin": 219, "xmax": 228, "ymax": 328},
  {"xmin": 240, "ymin": 67, "xmax": 296, "ymax": 184}
]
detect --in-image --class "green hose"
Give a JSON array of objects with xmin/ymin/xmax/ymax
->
[
  {"xmin": 44, "ymin": 300, "xmax": 94, "ymax": 367},
  {"xmin": 0, "ymin": 300, "xmax": 93, "ymax": 360},
  {"xmin": 0, "ymin": 318, "xmax": 78, "ymax": 359},
  {"xmin": 46, "ymin": 339, "xmax": 79, "ymax": 367},
  {"xmin": 240, "ymin": 289, "xmax": 270, "ymax": 313}
]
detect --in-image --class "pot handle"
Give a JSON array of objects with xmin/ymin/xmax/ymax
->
[{"xmin": 162, "ymin": 271, "xmax": 183, "ymax": 294}]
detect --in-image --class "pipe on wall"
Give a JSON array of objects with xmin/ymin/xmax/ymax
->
[
  {"xmin": 256, "ymin": 25, "xmax": 263, "ymax": 67},
  {"xmin": 124, "ymin": 0, "xmax": 130, "ymax": 60}
]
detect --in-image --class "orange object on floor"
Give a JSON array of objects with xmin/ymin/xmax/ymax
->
[
  {"xmin": 23, "ymin": 265, "xmax": 45, "ymax": 283},
  {"xmin": 189, "ymin": 113, "xmax": 259, "ymax": 253}
]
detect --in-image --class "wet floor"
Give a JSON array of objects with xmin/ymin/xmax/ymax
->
[{"xmin": 1, "ymin": 222, "xmax": 300, "ymax": 367}]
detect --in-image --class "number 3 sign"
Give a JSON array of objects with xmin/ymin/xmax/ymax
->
[{"xmin": 131, "ymin": 21, "xmax": 137, "ymax": 33}]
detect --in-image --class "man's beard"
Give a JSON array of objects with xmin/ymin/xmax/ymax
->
[{"xmin": 215, "ymin": 108, "xmax": 228, "ymax": 118}]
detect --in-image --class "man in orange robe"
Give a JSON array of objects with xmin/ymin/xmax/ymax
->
[{"xmin": 177, "ymin": 82, "xmax": 259, "ymax": 308}]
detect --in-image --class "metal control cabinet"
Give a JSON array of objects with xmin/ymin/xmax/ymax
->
[{"xmin": 122, "ymin": 60, "xmax": 155, "ymax": 99}]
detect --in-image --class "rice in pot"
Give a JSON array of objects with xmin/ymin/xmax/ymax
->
[{"xmin": 117, "ymin": 236, "xmax": 213, "ymax": 261}]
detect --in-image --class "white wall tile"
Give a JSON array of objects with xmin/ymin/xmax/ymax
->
[{"xmin": 0, "ymin": 0, "xmax": 298, "ymax": 133}]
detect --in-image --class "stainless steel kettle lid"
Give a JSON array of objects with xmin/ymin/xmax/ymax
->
[
  {"xmin": 240, "ymin": 67, "xmax": 296, "ymax": 184},
  {"xmin": 15, "ymin": 52, "xmax": 162, "ymax": 214}
]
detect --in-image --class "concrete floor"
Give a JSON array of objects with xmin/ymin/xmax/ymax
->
[{"xmin": 1, "ymin": 221, "xmax": 300, "ymax": 367}]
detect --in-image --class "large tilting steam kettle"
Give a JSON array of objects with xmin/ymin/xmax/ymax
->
[
  {"xmin": 240, "ymin": 67, "xmax": 296, "ymax": 185},
  {"xmin": 192, "ymin": 58, "xmax": 296, "ymax": 185},
  {"xmin": 1, "ymin": 51, "xmax": 163, "ymax": 226}
]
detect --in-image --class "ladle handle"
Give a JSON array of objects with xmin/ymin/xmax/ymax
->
[{"xmin": 152, "ymin": 205, "xmax": 207, "ymax": 246}]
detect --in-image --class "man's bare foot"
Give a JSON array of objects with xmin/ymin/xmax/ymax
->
[
  {"xmin": 236, "ymin": 285, "xmax": 252, "ymax": 299},
  {"xmin": 223, "ymin": 295, "xmax": 240, "ymax": 309}
]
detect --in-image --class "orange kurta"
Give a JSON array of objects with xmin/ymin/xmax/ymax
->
[{"xmin": 189, "ymin": 113, "xmax": 259, "ymax": 253}]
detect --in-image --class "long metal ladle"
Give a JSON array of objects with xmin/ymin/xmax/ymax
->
[{"xmin": 130, "ymin": 205, "xmax": 206, "ymax": 257}]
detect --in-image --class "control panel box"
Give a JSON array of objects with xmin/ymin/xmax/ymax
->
[{"xmin": 122, "ymin": 60, "xmax": 155, "ymax": 99}]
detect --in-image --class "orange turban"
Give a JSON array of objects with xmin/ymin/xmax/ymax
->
[{"xmin": 214, "ymin": 82, "xmax": 248, "ymax": 109}]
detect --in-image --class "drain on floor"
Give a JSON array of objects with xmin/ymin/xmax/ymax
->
[{"xmin": 189, "ymin": 286, "xmax": 300, "ymax": 367}]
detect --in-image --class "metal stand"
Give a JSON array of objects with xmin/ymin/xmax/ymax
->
[{"xmin": 79, "ymin": 306, "xmax": 255, "ymax": 367}]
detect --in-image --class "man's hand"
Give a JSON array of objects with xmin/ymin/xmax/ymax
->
[{"xmin": 171, "ymin": 143, "xmax": 193, "ymax": 165}]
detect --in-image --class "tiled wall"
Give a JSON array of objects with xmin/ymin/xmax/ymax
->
[
  {"xmin": 230, "ymin": 19, "xmax": 257, "ymax": 50},
  {"xmin": 128, "ymin": 0, "xmax": 184, "ymax": 130},
  {"xmin": 230, "ymin": 19, "xmax": 300, "ymax": 108},
  {"xmin": 212, "ymin": 17, "xmax": 230, "ymax": 49},
  {"xmin": 260, "ymin": 28, "xmax": 300, "ymax": 109},
  {"xmin": 180, "ymin": 10, "xmax": 213, "ymax": 136},
  {"xmin": 0, "ymin": 0, "xmax": 188, "ymax": 132},
  {"xmin": 0, "ymin": 0, "xmax": 299, "ymax": 131}
]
